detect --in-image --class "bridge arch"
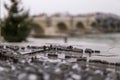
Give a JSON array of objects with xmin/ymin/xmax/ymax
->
[
  {"xmin": 91, "ymin": 22, "xmax": 97, "ymax": 28},
  {"xmin": 76, "ymin": 22, "xmax": 85, "ymax": 30},
  {"xmin": 32, "ymin": 23, "xmax": 44, "ymax": 35},
  {"xmin": 56, "ymin": 22, "xmax": 68, "ymax": 33}
]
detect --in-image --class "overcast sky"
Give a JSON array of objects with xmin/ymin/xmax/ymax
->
[{"xmin": 0, "ymin": 0, "xmax": 120, "ymax": 18}]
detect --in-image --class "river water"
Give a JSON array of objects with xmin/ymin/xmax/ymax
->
[
  {"xmin": 27, "ymin": 33, "xmax": 120, "ymax": 52},
  {"xmin": 28, "ymin": 33, "xmax": 120, "ymax": 45}
]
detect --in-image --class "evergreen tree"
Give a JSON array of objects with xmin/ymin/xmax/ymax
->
[{"xmin": 2, "ymin": 0, "xmax": 32, "ymax": 42}]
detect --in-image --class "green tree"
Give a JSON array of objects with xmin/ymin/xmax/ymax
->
[{"xmin": 2, "ymin": 0, "xmax": 32, "ymax": 42}]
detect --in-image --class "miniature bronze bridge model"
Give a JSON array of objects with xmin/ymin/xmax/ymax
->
[{"xmin": 0, "ymin": 45, "xmax": 100, "ymax": 61}]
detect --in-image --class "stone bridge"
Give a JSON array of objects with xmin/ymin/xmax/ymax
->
[{"xmin": 31, "ymin": 13, "xmax": 120, "ymax": 36}]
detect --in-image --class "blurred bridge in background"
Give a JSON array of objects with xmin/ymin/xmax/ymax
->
[{"xmin": 30, "ymin": 12, "xmax": 120, "ymax": 37}]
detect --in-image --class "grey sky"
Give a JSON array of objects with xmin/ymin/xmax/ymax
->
[{"xmin": 0, "ymin": 0, "xmax": 120, "ymax": 18}]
